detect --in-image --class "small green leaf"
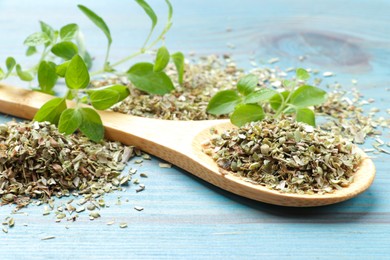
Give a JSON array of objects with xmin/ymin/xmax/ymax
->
[
  {"xmin": 65, "ymin": 54, "xmax": 90, "ymax": 89},
  {"xmin": 38, "ymin": 61, "xmax": 58, "ymax": 93},
  {"xmin": 207, "ymin": 90, "xmax": 242, "ymax": 115},
  {"xmin": 296, "ymin": 68, "xmax": 310, "ymax": 81},
  {"xmin": 88, "ymin": 84, "xmax": 129, "ymax": 101},
  {"xmin": 269, "ymin": 91, "xmax": 290, "ymax": 111},
  {"xmin": 56, "ymin": 61, "xmax": 70, "ymax": 77},
  {"xmin": 51, "ymin": 41, "xmax": 79, "ymax": 60},
  {"xmin": 296, "ymin": 108, "xmax": 315, "ymax": 126},
  {"xmin": 237, "ymin": 74, "xmax": 258, "ymax": 96},
  {"xmin": 106, "ymin": 85, "xmax": 130, "ymax": 101},
  {"xmin": 171, "ymin": 52, "xmax": 184, "ymax": 85},
  {"xmin": 244, "ymin": 88, "xmax": 278, "ymax": 104},
  {"xmin": 60, "ymin": 23, "xmax": 79, "ymax": 41},
  {"xmin": 75, "ymin": 31, "xmax": 93, "ymax": 69},
  {"xmin": 79, "ymin": 108, "xmax": 104, "ymax": 142},
  {"xmin": 230, "ymin": 104, "xmax": 265, "ymax": 127},
  {"xmin": 154, "ymin": 46, "xmax": 170, "ymax": 72},
  {"xmin": 135, "ymin": 0, "xmax": 157, "ymax": 31},
  {"xmin": 83, "ymin": 51, "xmax": 93, "ymax": 70},
  {"xmin": 65, "ymin": 91, "xmax": 75, "ymax": 100},
  {"xmin": 165, "ymin": 0, "xmax": 173, "ymax": 21},
  {"xmin": 34, "ymin": 97, "xmax": 66, "ymax": 124},
  {"xmin": 78, "ymin": 5, "xmax": 112, "ymax": 45},
  {"xmin": 0, "ymin": 68, "xmax": 5, "ymax": 80},
  {"xmin": 283, "ymin": 79, "xmax": 295, "ymax": 88},
  {"xmin": 89, "ymin": 89, "xmax": 120, "ymax": 110},
  {"xmin": 26, "ymin": 46, "xmax": 37, "ymax": 56},
  {"xmin": 24, "ymin": 32, "xmax": 50, "ymax": 47},
  {"xmin": 127, "ymin": 62, "xmax": 174, "ymax": 95},
  {"xmin": 16, "ymin": 64, "xmax": 34, "ymax": 81},
  {"xmin": 290, "ymin": 85, "xmax": 327, "ymax": 108},
  {"xmin": 58, "ymin": 108, "xmax": 82, "ymax": 134},
  {"xmin": 5, "ymin": 57, "xmax": 16, "ymax": 75},
  {"xmin": 39, "ymin": 21, "xmax": 56, "ymax": 42}
]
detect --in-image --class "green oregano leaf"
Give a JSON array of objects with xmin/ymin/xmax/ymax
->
[
  {"xmin": 269, "ymin": 91, "xmax": 290, "ymax": 111},
  {"xmin": 76, "ymin": 31, "xmax": 93, "ymax": 69},
  {"xmin": 51, "ymin": 41, "xmax": 79, "ymax": 60},
  {"xmin": 65, "ymin": 54, "xmax": 90, "ymax": 89},
  {"xmin": 290, "ymin": 85, "xmax": 327, "ymax": 108},
  {"xmin": 135, "ymin": 0, "xmax": 157, "ymax": 31},
  {"xmin": 38, "ymin": 61, "xmax": 58, "ymax": 93},
  {"xmin": 244, "ymin": 88, "xmax": 278, "ymax": 104},
  {"xmin": 58, "ymin": 108, "xmax": 82, "ymax": 134},
  {"xmin": 16, "ymin": 64, "xmax": 34, "ymax": 81},
  {"xmin": 56, "ymin": 61, "xmax": 70, "ymax": 77},
  {"xmin": 296, "ymin": 107, "xmax": 315, "ymax": 126},
  {"xmin": 207, "ymin": 90, "xmax": 242, "ymax": 115},
  {"xmin": 283, "ymin": 79, "xmax": 296, "ymax": 89},
  {"xmin": 39, "ymin": 21, "xmax": 56, "ymax": 42},
  {"xmin": 79, "ymin": 107, "xmax": 104, "ymax": 142},
  {"xmin": 127, "ymin": 62, "xmax": 174, "ymax": 95},
  {"xmin": 154, "ymin": 46, "xmax": 170, "ymax": 72},
  {"xmin": 88, "ymin": 84, "xmax": 130, "ymax": 101},
  {"xmin": 230, "ymin": 104, "xmax": 265, "ymax": 127},
  {"xmin": 237, "ymin": 74, "xmax": 258, "ymax": 96},
  {"xmin": 171, "ymin": 52, "xmax": 184, "ymax": 85},
  {"xmin": 60, "ymin": 23, "xmax": 79, "ymax": 41},
  {"xmin": 83, "ymin": 51, "xmax": 93, "ymax": 70},
  {"xmin": 0, "ymin": 68, "xmax": 5, "ymax": 80},
  {"xmin": 89, "ymin": 89, "xmax": 120, "ymax": 110},
  {"xmin": 5, "ymin": 57, "xmax": 16, "ymax": 75},
  {"xmin": 78, "ymin": 5, "xmax": 112, "ymax": 45},
  {"xmin": 296, "ymin": 68, "xmax": 310, "ymax": 81},
  {"xmin": 165, "ymin": 0, "xmax": 173, "ymax": 21},
  {"xmin": 26, "ymin": 46, "xmax": 37, "ymax": 56},
  {"xmin": 24, "ymin": 32, "xmax": 50, "ymax": 47},
  {"xmin": 34, "ymin": 97, "xmax": 66, "ymax": 124}
]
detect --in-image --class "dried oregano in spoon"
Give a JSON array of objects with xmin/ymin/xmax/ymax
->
[
  {"xmin": 203, "ymin": 118, "xmax": 362, "ymax": 194},
  {"xmin": 0, "ymin": 121, "xmax": 135, "ymax": 208}
]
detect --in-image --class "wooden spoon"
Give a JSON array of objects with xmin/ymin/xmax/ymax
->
[{"xmin": 0, "ymin": 83, "xmax": 375, "ymax": 207}]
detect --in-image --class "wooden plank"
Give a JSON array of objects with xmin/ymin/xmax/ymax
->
[{"xmin": 0, "ymin": 0, "xmax": 389, "ymax": 259}]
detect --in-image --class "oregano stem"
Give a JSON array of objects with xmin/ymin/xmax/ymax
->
[
  {"xmin": 109, "ymin": 50, "xmax": 143, "ymax": 68},
  {"xmin": 103, "ymin": 43, "xmax": 111, "ymax": 71},
  {"xmin": 145, "ymin": 27, "xmax": 169, "ymax": 50},
  {"xmin": 142, "ymin": 30, "xmax": 154, "ymax": 50}
]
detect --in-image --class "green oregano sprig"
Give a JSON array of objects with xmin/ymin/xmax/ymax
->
[
  {"xmin": 207, "ymin": 68, "xmax": 327, "ymax": 127},
  {"xmin": 0, "ymin": 0, "xmax": 184, "ymax": 96},
  {"xmin": 34, "ymin": 54, "xmax": 129, "ymax": 142},
  {"xmin": 0, "ymin": 1, "xmax": 186, "ymax": 142}
]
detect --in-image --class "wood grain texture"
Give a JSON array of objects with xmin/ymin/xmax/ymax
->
[{"xmin": 0, "ymin": 0, "xmax": 389, "ymax": 259}]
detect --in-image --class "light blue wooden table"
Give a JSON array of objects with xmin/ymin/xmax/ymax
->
[{"xmin": 1, "ymin": 1, "xmax": 389, "ymax": 259}]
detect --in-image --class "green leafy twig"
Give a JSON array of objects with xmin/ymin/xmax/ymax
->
[
  {"xmin": 34, "ymin": 54, "xmax": 129, "ymax": 141},
  {"xmin": 0, "ymin": 0, "xmax": 185, "ymax": 96},
  {"xmin": 0, "ymin": 1, "xmax": 186, "ymax": 142},
  {"xmin": 207, "ymin": 68, "xmax": 327, "ymax": 127}
]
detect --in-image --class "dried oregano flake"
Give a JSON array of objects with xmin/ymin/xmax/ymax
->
[{"xmin": 203, "ymin": 118, "xmax": 362, "ymax": 194}]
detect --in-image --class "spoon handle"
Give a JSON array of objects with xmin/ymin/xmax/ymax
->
[
  {"xmin": 0, "ymin": 83, "xmax": 376, "ymax": 207},
  {"xmin": 0, "ymin": 83, "xmax": 224, "ymax": 183}
]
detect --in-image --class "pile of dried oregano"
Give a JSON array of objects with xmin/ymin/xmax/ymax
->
[
  {"xmin": 0, "ymin": 121, "xmax": 134, "ymax": 209},
  {"xmin": 203, "ymin": 118, "xmax": 362, "ymax": 194}
]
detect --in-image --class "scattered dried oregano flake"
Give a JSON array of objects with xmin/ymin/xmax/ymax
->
[
  {"xmin": 41, "ymin": 236, "xmax": 55, "ymax": 241},
  {"xmin": 158, "ymin": 163, "xmax": 172, "ymax": 168},
  {"xmin": 0, "ymin": 121, "xmax": 136, "ymax": 209},
  {"xmin": 316, "ymin": 88, "xmax": 390, "ymax": 147},
  {"xmin": 203, "ymin": 118, "xmax": 362, "ymax": 194},
  {"xmin": 119, "ymin": 222, "xmax": 128, "ymax": 228}
]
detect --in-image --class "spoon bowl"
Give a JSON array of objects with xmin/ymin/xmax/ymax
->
[{"xmin": 0, "ymin": 84, "xmax": 376, "ymax": 207}]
